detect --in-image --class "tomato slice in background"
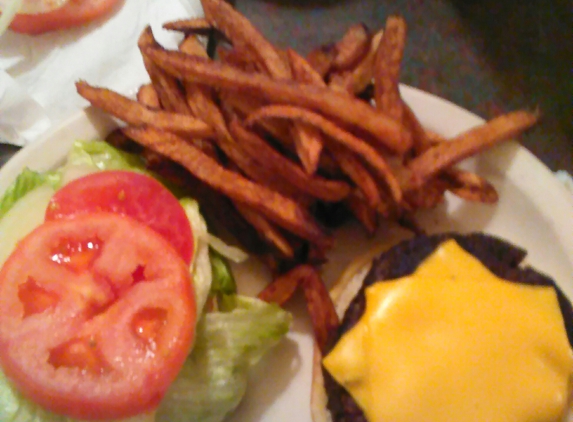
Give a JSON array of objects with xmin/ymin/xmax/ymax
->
[
  {"xmin": 0, "ymin": 213, "xmax": 196, "ymax": 420},
  {"xmin": 9, "ymin": 0, "xmax": 122, "ymax": 35},
  {"xmin": 45, "ymin": 170, "xmax": 194, "ymax": 265}
]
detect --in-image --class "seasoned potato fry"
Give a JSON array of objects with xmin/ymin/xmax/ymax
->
[
  {"xmin": 142, "ymin": 46, "xmax": 413, "ymax": 154},
  {"xmin": 163, "ymin": 17, "xmax": 212, "ymax": 34},
  {"xmin": 122, "ymin": 126, "xmax": 330, "ymax": 246},
  {"xmin": 331, "ymin": 23, "xmax": 370, "ymax": 71},
  {"xmin": 138, "ymin": 27, "xmax": 191, "ymax": 115},
  {"xmin": 76, "ymin": 81, "xmax": 214, "ymax": 138},
  {"xmin": 229, "ymin": 119, "xmax": 351, "ymax": 202},
  {"xmin": 235, "ymin": 203, "xmax": 295, "ymax": 259},
  {"xmin": 245, "ymin": 104, "xmax": 403, "ymax": 203},
  {"xmin": 408, "ymin": 110, "xmax": 539, "ymax": 186},
  {"xmin": 136, "ymin": 84, "xmax": 160, "ymax": 109},
  {"xmin": 374, "ymin": 15, "xmax": 407, "ymax": 122},
  {"xmin": 441, "ymin": 168, "xmax": 499, "ymax": 203},
  {"xmin": 329, "ymin": 29, "xmax": 384, "ymax": 95},
  {"xmin": 306, "ymin": 43, "xmax": 337, "ymax": 78},
  {"xmin": 345, "ymin": 190, "xmax": 379, "ymax": 234},
  {"xmin": 201, "ymin": 0, "xmax": 291, "ymax": 78}
]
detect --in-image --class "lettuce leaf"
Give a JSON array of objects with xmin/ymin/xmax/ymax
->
[
  {"xmin": 0, "ymin": 168, "xmax": 59, "ymax": 220},
  {"xmin": 157, "ymin": 296, "xmax": 292, "ymax": 422}
]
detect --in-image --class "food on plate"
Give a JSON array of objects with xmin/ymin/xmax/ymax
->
[
  {"xmin": 312, "ymin": 233, "xmax": 573, "ymax": 422},
  {"xmin": 74, "ymin": 0, "xmax": 540, "ymax": 365},
  {"xmin": 0, "ymin": 140, "xmax": 291, "ymax": 421},
  {"xmin": 0, "ymin": 0, "xmax": 121, "ymax": 35}
]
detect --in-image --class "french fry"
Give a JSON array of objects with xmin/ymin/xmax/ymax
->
[
  {"xmin": 244, "ymin": 105, "xmax": 403, "ymax": 204},
  {"xmin": 402, "ymin": 99, "xmax": 431, "ymax": 153},
  {"xmin": 286, "ymin": 49, "xmax": 326, "ymax": 174},
  {"xmin": 331, "ymin": 23, "xmax": 370, "ymax": 71},
  {"xmin": 235, "ymin": 203, "xmax": 295, "ymax": 259},
  {"xmin": 260, "ymin": 264, "xmax": 340, "ymax": 353},
  {"xmin": 229, "ymin": 119, "xmax": 351, "ymax": 202},
  {"xmin": 374, "ymin": 15, "xmax": 407, "ymax": 122},
  {"xmin": 201, "ymin": 0, "xmax": 291, "ymax": 78},
  {"xmin": 329, "ymin": 29, "xmax": 384, "ymax": 95},
  {"xmin": 329, "ymin": 146, "xmax": 381, "ymax": 209},
  {"xmin": 122, "ymin": 126, "xmax": 331, "ymax": 246},
  {"xmin": 76, "ymin": 81, "xmax": 214, "ymax": 138},
  {"xmin": 136, "ymin": 84, "xmax": 160, "ymax": 109},
  {"xmin": 300, "ymin": 266, "xmax": 340, "ymax": 354},
  {"xmin": 441, "ymin": 168, "xmax": 499, "ymax": 203},
  {"xmin": 142, "ymin": 46, "xmax": 413, "ymax": 154},
  {"xmin": 179, "ymin": 34, "xmax": 208, "ymax": 57},
  {"xmin": 258, "ymin": 265, "xmax": 307, "ymax": 306},
  {"xmin": 138, "ymin": 27, "xmax": 191, "ymax": 115},
  {"xmin": 345, "ymin": 190, "xmax": 379, "ymax": 234},
  {"xmin": 407, "ymin": 110, "xmax": 539, "ymax": 186},
  {"xmin": 163, "ymin": 17, "xmax": 213, "ymax": 34},
  {"xmin": 306, "ymin": 43, "xmax": 336, "ymax": 78}
]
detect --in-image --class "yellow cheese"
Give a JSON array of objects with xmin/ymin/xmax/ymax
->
[{"xmin": 323, "ymin": 240, "xmax": 573, "ymax": 422}]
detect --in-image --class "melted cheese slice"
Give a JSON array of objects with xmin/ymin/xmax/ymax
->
[{"xmin": 323, "ymin": 240, "xmax": 573, "ymax": 422}]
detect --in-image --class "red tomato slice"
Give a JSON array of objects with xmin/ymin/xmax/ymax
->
[
  {"xmin": 0, "ymin": 213, "xmax": 196, "ymax": 420},
  {"xmin": 9, "ymin": 0, "xmax": 121, "ymax": 35},
  {"xmin": 45, "ymin": 170, "xmax": 194, "ymax": 265}
]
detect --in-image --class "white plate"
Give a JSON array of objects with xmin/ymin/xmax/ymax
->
[{"xmin": 1, "ymin": 86, "xmax": 572, "ymax": 421}]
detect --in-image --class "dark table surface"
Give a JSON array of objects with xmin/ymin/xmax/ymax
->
[{"xmin": 1, "ymin": 0, "xmax": 571, "ymax": 175}]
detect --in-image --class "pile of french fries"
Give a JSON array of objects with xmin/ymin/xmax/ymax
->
[{"xmin": 77, "ymin": 0, "xmax": 538, "ymax": 352}]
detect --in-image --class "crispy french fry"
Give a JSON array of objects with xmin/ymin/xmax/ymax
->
[
  {"xmin": 229, "ymin": 119, "xmax": 351, "ymax": 202},
  {"xmin": 136, "ymin": 84, "xmax": 161, "ymax": 109},
  {"xmin": 235, "ymin": 203, "xmax": 295, "ymax": 259},
  {"xmin": 329, "ymin": 29, "xmax": 383, "ymax": 95},
  {"xmin": 258, "ymin": 265, "xmax": 306, "ymax": 306},
  {"xmin": 142, "ymin": 46, "xmax": 413, "ymax": 154},
  {"xmin": 286, "ymin": 49, "xmax": 326, "ymax": 174},
  {"xmin": 179, "ymin": 34, "xmax": 208, "ymax": 57},
  {"xmin": 76, "ymin": 81, "xmax": 214, "ymax": 138},
  {"xmin": 402, "ymin": 100, "xmax": 431, "ymax": 153},
  {"xmin": 288, "ymin": 48, "xmax": 326, "ymax": 86},
  {"xmin": 408, "ymin": 110, "xmax": 539, "ymax": 186},
  {"xmin": 122, "ymin": 126, "xmax": 330, "ymax": 246},
  {"xmin": 245, "ymin": 105, "xmax": 403, "ymax": 203},
  {"xmin": 332, "ymin": 23, "xmax": 370, "ymax": 71},
  {"xmin": 138, "ymin": 26, "xmax": 191, "ymax": 115},
  {"xmin": 300, "ymin": 266, "xmax": 340, "ymax": 353},
  {"xmin": 306, "ymin": 43, "xmax": 336, "ymax": 78},
  {"xmin": 201, "ymin": 0, "xmax": 291, "ymax": 78},
  {"xmin": 345, "ymin": 190, "xmax": 379, "ymax": 234},
  {"xmin": 163, "ymin": 17, "xmax": 213, "ymax": 34},
  {"xmin": 374, "ymin": 15, "xmax": 407, "ymax": 122},
  {"xmin": 441, "ymin": 168, "xmax": 499, "ymax": 203}
]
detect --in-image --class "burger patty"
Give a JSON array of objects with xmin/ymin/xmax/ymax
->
[{"xmin": 323, "ymin": 232, "xmax": 573, "ymax": 422}]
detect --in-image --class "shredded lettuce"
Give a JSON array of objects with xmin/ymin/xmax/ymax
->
[{"xmin": 157, "ymin": 296, "xmax": 292, "ymax": 422}]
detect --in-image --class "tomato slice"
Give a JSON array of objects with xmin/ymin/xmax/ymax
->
[
  {"xmin": 45, "ymin": 170, "xmax": 194, "ymax": 265},
  {"xmin": 9, "ymin": 0, "xmax": 122, "ymax": 35},
  {"xmin": 0, "ymin": 213, "xmax": 196, "ymax": 420}
]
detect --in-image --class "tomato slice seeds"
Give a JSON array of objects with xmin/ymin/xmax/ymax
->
[{"xmin": 0, "ymin": 213, "xmax": 196, "ymax": 420}]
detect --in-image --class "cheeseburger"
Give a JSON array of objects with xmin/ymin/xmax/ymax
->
[{"xmin": 313, "ymin": 233, "xmax": 573, "ymax": 422}]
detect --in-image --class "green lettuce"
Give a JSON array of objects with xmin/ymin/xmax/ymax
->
[
  {"xmin": 157, "ymin": 297, "xmax": 292, "ymax": 422},
  {"xmin": 0, "ymin": 168, "xmax": 58, "ymax": 220}
]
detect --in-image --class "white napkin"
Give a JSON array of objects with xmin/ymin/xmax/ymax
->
[{"xmin": 0, "ymin": 0, "xmax": 203, "ymax": 145}]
